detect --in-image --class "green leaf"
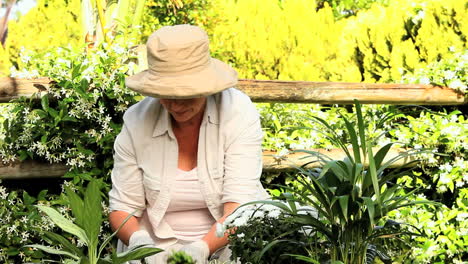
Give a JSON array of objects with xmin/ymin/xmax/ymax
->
[
  {"xmin": 354, "ymin": 100, "xmax": 367, "ymax": 158},
  {"xmin": 373, "ymin": 143, "xmax": 393, "ymax": 169},
  {"xmin": 255, "ymin": 239, "xmax": 287, "ymax": 262},
  {"xmin": 367, "ymin": 144, "xmax": 380, "ymax": 203},
  {"xmin": 98, "ymin": 210, "xmax": 139, "ymax": 258},
  {"xmin": 41, "ymin": 95, "xmax": 49, "ymax": 111},
  {"xmin": 24, "ymin": 244, "xmax": 80, "ymax": 260},
  {"xmin": 18, "ymin": 150, "xmax": 30, "ymax": 161},
  {"xmin": 337, "ymin": 195, "xmax": 349, "ymax": 222},
  {"xmin": 43, "ymin": 231, "xmax": 85, "ymax": 258},
  {"xmin": 32, "ymin": 109, "xmax": 48, "ymax": 118},
  {"xmin": 83, "ymin": 179, "xmax": 103, "ymax": 249},
  {"xmin": 240, "ymin": 200, "xmax": 293, "ymax": 213},
  {"xmin": 48, "ymin": 108, "xmax": 58, "ymax": 118},
  {"xmin": 35, "ymin": 205, "xmax": 89, "ymax": 244},
  {"xmin": 22, "ymin": 191, "xmax": 36, "ymax": 205},
  {"xmin": 113, "ymin": 247, "xmax": 163, "ymax": 264},
  {"xmin": 65, "ymin": 187, "xmax": 85, "ymax": 228},
  {"xmin": 343, "ymin": 116, "xmax": 360, "ymax": 163},
  {"xmin": 71, "ymin": 64, "xmax": 82, "ymax": 80},
  {"xmin": 285, "ymin": 254, "xmax": 320, "ymax": 263},
  {"xmin": 362, "ymin": 197, "xmax": 375, "ymax": 227}
]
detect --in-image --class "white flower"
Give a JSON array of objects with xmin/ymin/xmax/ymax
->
[
  {"xmin": 10, "ymin": 69, "xmax": 40, "ymax": 78},
  {"xmin": 412, "ymin": 10, "xmax": 425, "ymax": 24},
  {"xmin": 443, "ymin": 70, "xmax": 456, "ymax": 80},
  {"xmin": 441, "ymin": 125, "xmax": 461, "ymax": 137},
  {"xmin": 439, "ymin": 163, "xmax": 453, "ymax": 172},
  {"xmin": 438, "ymin": 172, "xmax": 451, "ymax": 184},
  {"xmin": 232, "ymin": 215, "xmax": 249, "ymax": 227},
  {"xmin": 448, "ymin": 79, "xmax": 466, "ymax": 91},
  {"xmin": 0, "ymin": 186, "xmax": 8, "ymax": 199},
  {"xmin": 113, "ymin": 45, "xmax": 125, "ymax": 54},
  {"xmin": 419, "ymin": 76, "xmax": 431, "ymax": 84},
  {"xmin": 56, "ymin": 58, "xmax": 71, "ymax": 68}
]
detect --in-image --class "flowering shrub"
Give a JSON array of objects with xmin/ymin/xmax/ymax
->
[
  {"xmin": 0, "ymin": 182, "xmax": 49, "ymax": 262},
  {"xmin": 401, "ymin": 49, "xmax": 467, "ymax": 94},
  {"xmin": 1, "ymin": 44, "xmax": 140, "ymax": 184},
  {"xmin": 0, "ymin": 43, "xmax": 140, "ymax": 262}
]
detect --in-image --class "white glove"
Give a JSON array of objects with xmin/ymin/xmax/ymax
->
[
  {"xmin": 128, "ymin": 230, "xmax": 159, "ymax": 264},
  {"xmin": 178, "ymin": 240, "xmax": 210, "ymax": 264}
]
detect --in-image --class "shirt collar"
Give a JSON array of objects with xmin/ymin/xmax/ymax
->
[{"xmin": 152, "ymin": 104, "xmax": 173, "ymax": 138}]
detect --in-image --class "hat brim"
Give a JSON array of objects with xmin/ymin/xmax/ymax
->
[{"xmin": 125, "ymin": 58, "xmax": 238, "ymax": 99}]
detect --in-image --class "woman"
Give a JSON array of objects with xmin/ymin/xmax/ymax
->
[{"xmin": 108, "ymin": 24, "xmax": 269, "ymax": 263}]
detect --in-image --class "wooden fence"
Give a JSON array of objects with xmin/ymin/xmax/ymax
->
[{"xmin": 0, "ymin": 77, "xmax": 466, "ymax": 179}]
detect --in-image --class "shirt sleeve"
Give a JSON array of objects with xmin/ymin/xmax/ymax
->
[
  {"xmin": 221, "ymin": 102, "xmax": 267, "ymax": 205},
  {"xmin": 108, "ymin": 124, "xmax": 146, "ymax": 217}
]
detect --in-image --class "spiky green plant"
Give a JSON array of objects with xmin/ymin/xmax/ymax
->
[
  {"xmin": 286, "ymin": 100, "xmax": 436, "ymax": 263},
  {"xmin": 25, "ymin": 179, "xmax": 162, "ymax": 264}
]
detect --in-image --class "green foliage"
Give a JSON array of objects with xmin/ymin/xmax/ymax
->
[
  {"xmin": 224, "ymin": 102, "xmax": 434, "ymax": 264},
  {"xmin": 402, "ymin": 49, "xmax": 467, "ymax": 94},
  {"xmin": 81, "ymin": 0, "xmax": 148, "ymax": 46},
  {"xmin": 139, "ymin": 0, "xmax": 221, "ymax": 43},
  {"xmin": 284, "ymin": 101, "xmax": 432, "ymax": 263},
  {"xmin": 1, "ymin": 43, "xmax": 139, "ymax": 184},
  {"xmin": 211, "ymin": 0, "xmax": 359, "ymax": 82},
  {"xmin": 26, "ymin": 179, "xmax": 162, "ymax": 263},
  {"xmin": 0, "ymin": 183, "xmax": 52, "ymax": 263},
  {"xmin": 316, "ymin": 0, "xmax": 389, "ymax": 19},
  {"xmin": 167, "ymin": 251, "xmax": 196, "ymax": 264},
  {"xmin": 217, "ymin": 202, "xmax": 311, "ymax": 264},
  {"xmin": 348, "ymin": 0, "xmax": 467, "ymax": 83},
  {"xmin": 211, "ymin": 0, "xmax": 466, "ymax": 83}
]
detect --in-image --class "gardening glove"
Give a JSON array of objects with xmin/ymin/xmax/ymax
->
[
  {"xmin": 128, "ymin": 230, "xmax": 159, "ymax": 264},
  {"xmin": 178, "ymin": 240, "xmax": 210, "ymax": 264}
]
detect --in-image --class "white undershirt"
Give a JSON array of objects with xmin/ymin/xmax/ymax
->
[{"xmin": 164, "ymin": 168, "xmax": 216, "ymax": 241}]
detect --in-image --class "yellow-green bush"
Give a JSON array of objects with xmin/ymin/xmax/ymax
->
[
  {"xmin": 210, "ymin": 0, "xmax": 361, "ymax": 81},
  {"xmin": 1, "ymin": 0, "xmax": 82, "ymax": 75},
  {"xmin": 140, "ymin": 0, "xmax": 221, "ymax": 43},
  {"xmin": 347, "ymin": 0, "xmax": 467, "ymax": 82},
  {"xmin": 210, "ymin": 0, "xmax": 467, "ymax": 83}
]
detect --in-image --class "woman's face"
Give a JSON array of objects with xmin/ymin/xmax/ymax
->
[{"xmin": 160, "ymin": 97, "xmax": 207, "ymax": 124}]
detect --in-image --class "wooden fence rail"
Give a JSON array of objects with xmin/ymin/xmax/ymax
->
[
  {"xmin": 1, "ymin": 77, "xmax": 466, "ymax": 104},
  {"xmin": 0, "ymin": 77, "xmax": 465, "ymax": 179},
  {"xmin": 0, "ymin": 148, "xmax": 416, "ymax": 179}
]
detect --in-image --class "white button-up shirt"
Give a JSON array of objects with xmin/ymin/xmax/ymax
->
[{"xmin": 109, "ymin": 88, "xmax": 269, "ymax": 242}]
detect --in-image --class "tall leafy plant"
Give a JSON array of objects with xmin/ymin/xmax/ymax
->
[
  {"xmin": 81, "ymin": 0, "xmax": 185, "ymax": 47},
  {"xmin": 25, "ymin": 179, "xmax": 162, "ymax": 263},
  {"xmin": 81, "ymin": 0, "xmax": 148, "ymax": 46},
  {"xmin": 285, "ymin": 100, "xmax": 435, "ymax": 263}
]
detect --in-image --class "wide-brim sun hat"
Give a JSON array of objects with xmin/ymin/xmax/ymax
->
[{"xmin": 125, "ymin": 24, "xmax": 238, "ymax": 99}]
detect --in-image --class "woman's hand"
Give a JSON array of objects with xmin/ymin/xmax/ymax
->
[
  {"xmin": 178, "ymin": 240, "xmax": 210, "ymax": 264},
  {"xmin": 128, "ymin": 230, "xmax": 159, "ymax": 264}
]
